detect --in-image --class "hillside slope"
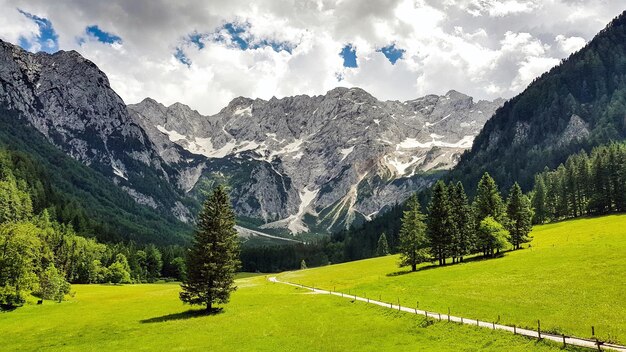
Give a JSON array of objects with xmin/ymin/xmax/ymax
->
[
  {"xmin": 0, "ymin": 107, "xmax": 191, "ymax": 245},
  {"xmin": 281, "ymin": 214, "xmax": 626, "ymax": 343},
  {"xmin": 449, "ymin": 10, "xmax": 626, "ymax": 192}
]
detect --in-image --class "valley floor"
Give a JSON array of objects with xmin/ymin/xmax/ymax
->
[
  {"xmin": 2, "ymin": 214, "xmax": 625, "ymax": 351},
  {"xmin": 1, "ymin": 277, "xmax": 578, "ymax": 351}
]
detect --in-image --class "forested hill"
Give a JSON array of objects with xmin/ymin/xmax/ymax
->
[
  {"xmin": 449, "ymin": 10, "xmax": 626, "ymax": 193},
  {"xmin": 0, "ymin": 107, "xmax": 192, "ymax": 245}
]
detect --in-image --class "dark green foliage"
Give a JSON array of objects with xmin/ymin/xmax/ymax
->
[
  {"xmin": 398, "ymin": 196, "xmax": 429, "ymax": 271},
  {"xmin": 376, "ymin": 232, "xmax": 390, "ymax": 257},
  {"xmin": 180, "ymin": 185, "xmax": 241, "ymax": 311},
  {"xmin": 449, "ymin": 11, "xmax": 626, "ymax": 194},
  {"xmin": 427, "ymin": 181, "xmax": 455, "ymax": 265},
  {"xmin": 531, "ymin": 176, "xmax": 547, "ymax": 224},
  {"xmin": 473, "ymin": 173, "xmax": 507, "ymax": 224},
  {"xmin": 144, "ymin": 244, "xmax": 163, "ymax": 282},
  {"xmin": 448, "ymin": 182, "xmax": 474, "ymax": 262},
  {"xmin": 239, "ymin": 240, "xmax": 333, "ymax": 273},
  {"xmin": 336, "ymin": 202, "xmax": 405, "ymax": 261},
  {"xmin": 532, "ymin": 142, "xmax": 626, "ymax": 222},
  {"xmin": 506, "ymin": 183, "xmax": 533, "ymax": 249},
  {"xmin": 0, "ymin": 110, "xmax": 192, "ymax": 245}
]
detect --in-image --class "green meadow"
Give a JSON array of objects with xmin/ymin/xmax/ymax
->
[
  {"xmin": 1, "ymin": 276, "xmax": 578, "ymax": 351},
  {"xmin": 280, "ymin": 215, "xmax": 626, "ymax": 343},
  {"xmin": 2, "ymin": 215, "xmax": 624, "ymax": 351}
]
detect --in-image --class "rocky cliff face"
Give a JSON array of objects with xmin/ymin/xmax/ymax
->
[
  {"xmin": 129, "ymin": 88, "xmax": 503, "ymax": 233},
  {"xmin": 0, "ymin": 39, "xmax": 193, "ymax": 220}
]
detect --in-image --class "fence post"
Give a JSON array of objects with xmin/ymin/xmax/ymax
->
[
  {"xmin": 562, "ymin": 334, "xmax": 566, "ymax": 348},
  {"xmin": 513, "ymin": 325, "xmax": 516, "ymax": 334},
  {"xmin": 461, "ymin": 317, "xmax": 463, "ymax": 324},
  {"xmin": 492, "ymin": 322, "xmax": 495, "ymax": 329},
  {"xmin": 476, "ymin": 319, "xmax": 479, "ymax": 326},
  {"xmin": 448, "ymin": 307, "xmax": 451, "ymax": 322},
  {"xmin": 592, "ymin": 326, "xmax": 595, "ymax": 336},
  {"xmin": 538, "ymin": 320, "xmax": 541, "ymax": 339},
  {"xmin": 438, "ymin": 313, "xmax": 441, "ymax": 321},
  {"xmin": 425, "ymin": 312, "xmax": 428, "ymax": 318}
]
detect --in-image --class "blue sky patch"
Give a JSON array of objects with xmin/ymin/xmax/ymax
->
[
  {"xmin": 340, "ymin": 44, "xmax": 357, "ymax": 68},
  {"xmin": 174, "ymin": 48, "xmax": 191, "ymax": 67},
  {"xmin": 175, "ymin": 22, "xmax": 294, "ymax": 67},
  {"xmin": 18, "ymin": 10, "xmax": 58, "ymax": 53},
  {"xmin": 85, "ymin": 25, "xmax": 122, "ymax": 44},
  {"xmin": 378, "ymin": 44, "xmax": 405, "ymax": 64},
  {"xmin": 214, "ymin": 22, "xmax": 293, "ymax": 53}
]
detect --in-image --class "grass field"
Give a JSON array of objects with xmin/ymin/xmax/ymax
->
[
  {"xmin": 280, "ymin": 215, "xmax": 626, "ymax": 343},
  {"xmin": 0, "ymin": 276, "xmax": 580, "ymax": 351}
]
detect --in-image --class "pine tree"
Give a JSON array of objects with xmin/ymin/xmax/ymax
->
[
  {"xmin": 473, "ymin": 172, "xmax": 506, "ymax": 223},
  {"xmin": 473, "ymin": 173, "xmax": 506, "ymax": 255},
  {"xmin": 427, "ymin": 181, "xmax": 454, "ymax": 266},
  {"xmin": 448, "ymin": 182, "xmax": 473, "ymax": 262},
  {"xmin": 376, "ymin": 232, "xmax": 390, "ymax": 257},
  {"xmin": 180, "ymin": 185, "xmax": 240, "ymax": 312},
  {"xmin": 531, "ymin": 176, "xmax": 547, "ymax": 224},
  {"xmin": 506, "ymin": 183, "xmax": 533, "ymax": 250},
  {"xmin": 398, "ymin": 196, "xmax": 429, "ymax": 271}
]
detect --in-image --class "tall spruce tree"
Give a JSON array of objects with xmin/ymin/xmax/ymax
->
[
  {"xmin": 180, "ymin": 185, "xmax": 240, "ymax": 312},
  {"xmin": 473, "ymin": 172, "xmax": 506, "ymax": 224},
  {"xmin": 506, "ymin": 183, "xmax": 533, "ymax": 250},
  {"xmin": 427, "ymin": 181, "xmax": 454, "ymax": 265},
  {"xmin": 376, "ymin": 232, "xmax": 390, "ymax": 256},
  {"xmin": 398, "ymin": 196, "xmax": 429, "ymax": 271},
  {"xmin": 448, "ymin": 182, "xmax": 473, "ymax": 263}
]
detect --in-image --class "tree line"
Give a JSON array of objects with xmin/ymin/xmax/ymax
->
[
  {"xmin": 385, "ymin": 173, "xmax": 533, "ymax": 271},
  {"xmin": 0, "ymin": 149, "xmax": 186, "ymax": 309},
  {"xmin": 532, "ymin": 142, "xmax": 626, "ymax": 223}
]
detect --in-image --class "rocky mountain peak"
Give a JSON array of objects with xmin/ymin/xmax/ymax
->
[{"xmin": 129, "ymin": 86, "xmax": 504, "ymax": 234}]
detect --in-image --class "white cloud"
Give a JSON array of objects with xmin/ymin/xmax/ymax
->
[
  {"xmin": 0, "ymin": 0, "xmax": 623, "ymax": 114},
  {"xmin": 555, "ymin": 34, "xmax": 586, "ymax": 54}
]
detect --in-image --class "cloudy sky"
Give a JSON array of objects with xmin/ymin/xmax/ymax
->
[{"xmin": 0, "ymin": 0, "xmax": 623, "ymax": 115}]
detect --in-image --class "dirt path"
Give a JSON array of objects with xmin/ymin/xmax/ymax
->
[{"xmin": 269, "ymin": 277, "xmax": 626, "ymax": 351}]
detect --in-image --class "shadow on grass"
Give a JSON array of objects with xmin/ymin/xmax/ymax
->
[
  {"xmin": 0, "ymin": 305, "xmax": 18, "ymax": 312},
  {"xmin": 386, "ymin": 251, "xmax": 511, "ymax": 277},
  {"xmin": 140, "ymin": 308, "xmax": 223, "ymax": 323}
]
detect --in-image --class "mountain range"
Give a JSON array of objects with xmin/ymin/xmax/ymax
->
[{"xmin": 0, "ymin": 38, "xmax": 502, "ymax": 241}]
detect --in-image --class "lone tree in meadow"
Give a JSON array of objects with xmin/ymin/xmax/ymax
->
[
  {"xmin": 399, "ymin": 195, "xmax": 429, "ymax": 271},
  {"xmin": 506, "ymin": 182, "xmax": 533, "ymax": 250},
  {"xmin": 180, "ymin": 185, "xmax": 240, "ymax": 312},
  {"xmin": 376, "ymin": 232, "xmax": 390, "ymax": 256}
]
